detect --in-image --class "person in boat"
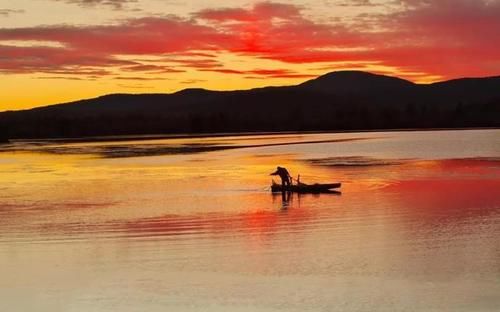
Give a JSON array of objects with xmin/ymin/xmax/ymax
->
[{"xmin": 270, "ymin": 166, "xmax": 292, "ymax": 187}]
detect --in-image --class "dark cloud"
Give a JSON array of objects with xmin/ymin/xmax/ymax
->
[
  {"xmin": 334, "ymin": 0, "xmax": 378, "ymax": 7},
  {"xmin": 53, "ymin": 0, "xmax": 136, "ymax": 9},
  {"xmin": 113, "ymin": 76, "xmax": 170, "ymax": 81},
  {"xmin": 121, "ymin": 64, "xmax": 184, "ymax": 73},
  {"xmin": 199, "ymin": 68, "xmax": 316, "ymax": 79},
  {"xmin": 0, "ymin": 9, "xmax": 24, "ymax": 17}
]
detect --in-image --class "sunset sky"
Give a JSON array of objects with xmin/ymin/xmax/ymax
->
[{"xmin": 1, "ymin": 0, "xmax": 499, "ymax": 111}]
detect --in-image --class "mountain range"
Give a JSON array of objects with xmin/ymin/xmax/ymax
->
[{"xmin": 1, "ymin": 71, "xmax": 499, "ymax": 140}]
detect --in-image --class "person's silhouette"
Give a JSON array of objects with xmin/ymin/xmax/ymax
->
[{"xmin": 270, "ymin": 166, "xmax": 291, "ymax": 187}]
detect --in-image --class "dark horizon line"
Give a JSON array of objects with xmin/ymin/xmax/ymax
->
[{"xmin": 2, "ymin": 70, "xmax": 500, "ymax": 114}]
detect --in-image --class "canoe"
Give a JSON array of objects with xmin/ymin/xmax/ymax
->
[{"xmin": 271, "ymin": 181, "xmax": 341, "ymax": 194}]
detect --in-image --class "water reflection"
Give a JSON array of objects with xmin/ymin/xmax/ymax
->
[
  {"xmin": 272, "ymin": 191, "xmax": 292, "ymax": 210},
  {"xmin": 0, "ymin": 130, "xmax": 499, "ymax": 312}
]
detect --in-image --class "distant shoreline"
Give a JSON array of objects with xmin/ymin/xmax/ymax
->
[
  {"xmin": 5, "ymin": 127, "xmax": 499, "ymax": 145},
  {"xmin": 2, "ymin": 72, "xmax": 498, "ymax": 141}
]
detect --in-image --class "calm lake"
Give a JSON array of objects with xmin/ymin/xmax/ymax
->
[{"xmin": 1, "ymin": 129, "xmax": 499, "ymax": 311}]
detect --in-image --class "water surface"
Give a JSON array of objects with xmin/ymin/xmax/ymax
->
[{"xmin": 1, "ymin": 130, "xmax": 499, "ymax": 311}]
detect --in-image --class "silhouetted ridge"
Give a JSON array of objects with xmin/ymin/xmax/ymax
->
[
  {"xmin": 0, "ymin": 71, "xmax": 498, "ymax": 139},
  {"xmin": 299, "ymin": 71, "xmax": 415, "ymax": 94},
  {"xmin": 0, "ymin": 132, "xmax": 8, "ymax": 143},
  {"xmin": 174, "ymin": 88, "xmax": 213, "ymax": 95}
]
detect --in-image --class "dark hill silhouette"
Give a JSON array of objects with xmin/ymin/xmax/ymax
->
[
  {"xmin": 0, "ymin": 71, "xmax": 499, "ymax": 139},
  {"xmin": 299, "ymin": 71, "xmax": 415, "ymax": 94},
  {"xmin": 0, "ymin": 132, "xmax": 8, "ymax": 143}
]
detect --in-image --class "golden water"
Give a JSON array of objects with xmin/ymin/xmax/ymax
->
[{"xmin": 1, "ymin": 130, "xmax": 499, "ymax": 311}]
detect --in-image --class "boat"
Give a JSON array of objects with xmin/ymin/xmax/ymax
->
[{"xmin": 271, "ymin": 180, "xmax": 341, "ymax": 194}]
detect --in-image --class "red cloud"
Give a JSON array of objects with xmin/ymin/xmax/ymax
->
[
  {"xmin": 0, "ymin": 1, "xmax": 499, "ymax": 80},
  {"xmin": 196, "ymin": 2, "xmax": 359, "ymax": 56},
  {"xmin": 196, "ymin": 2, "xmax": 301, "ymax": 22},
  {"xmin": 375, "ymin": 0, "xmax": 500, "ymax": 78},
  {"xmin": 0, "ymin": 44, "xmax": 123, "ymax": 75},
  {"xmin": 0, "ymin": 17, "xmax": 231, "ymax": 54},
  {"xmin": 0, "ymin": 17, "xmax": 230, "ymax": 76}
]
